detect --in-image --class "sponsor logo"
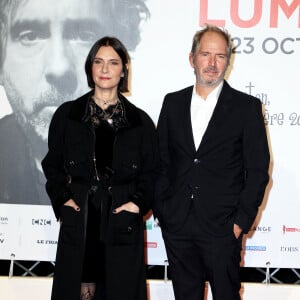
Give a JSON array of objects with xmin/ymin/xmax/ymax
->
[
  {"xmin": 32, "ymin": 219, "xmax": 52, "ymax": 226},
  {"xmin": 145, "ymin": 221, "xmax": 152, "ymax": 230},
  {"xmin": 0, "ymin": 238, "xmax": 4, "ymax": 244},
  {"xmin": 37, "ymin": 240, "xmax": 58, "ymax": 245},
  {"xmin": 0, "ymin": 216, "xmax": 8, "ymax": 225},
  {"xmin": 283, "ymin": 225, "xmax": 300, "ymax": 234},
  {"xmin": 252, "ymin": 226, "xmax": 272, "ymax": 233},
  {"xmin": 280, "ymin": 246, "xmax": 299, "ymax": 252},
  {"xmin": 144, "ymin": 242, "xmax": 158, "ymax": 248},
  {"xmin": 245, "ymin": 245, "xmax": 267, "ymax": 251},
  {"xmin": 144, "ymin": 219, "xmax": 160, "ymax": 230}
]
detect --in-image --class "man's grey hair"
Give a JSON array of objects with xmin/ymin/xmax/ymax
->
[{"xmin": 190, "ymin": 24, "xmax": 233, "ymax": 61}]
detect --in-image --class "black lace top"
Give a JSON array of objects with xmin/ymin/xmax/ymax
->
[
  {"xmin": 87, "ymin": 96, "xmax": 128, "ymax": 180},
  {"xmin": 88, "ymin": 97, "xmax": 127, "ymax": 129}
]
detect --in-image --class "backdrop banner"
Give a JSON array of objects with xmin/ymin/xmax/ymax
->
[{"xmin": 0, "ymin": 0, "xmax": 299, "ymax": 268}]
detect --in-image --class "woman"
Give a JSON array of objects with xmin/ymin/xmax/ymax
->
[{"xmin": 42, "ymin": 37, "xmax": 158, "ymax": 300}]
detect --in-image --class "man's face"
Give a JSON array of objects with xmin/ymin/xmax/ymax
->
[
  {"xmin": 190, "ymin": 31, "xmax": 229, "ymax": 89},
  {"xmin": 0, "ymin": 0, "xmax": 105, "ymax": 140}
]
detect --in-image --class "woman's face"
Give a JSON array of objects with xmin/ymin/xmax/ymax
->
[{"xmin": 92, "ymin": 46, "xmax": 124, "ymax": 92}]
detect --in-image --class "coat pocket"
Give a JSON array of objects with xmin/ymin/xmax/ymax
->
[
  {"xmin": 109, "ymin": 210, "xmax": 141, "ymax": 246},
  {"xmin": 59, "ymin": 205, "xmax": 81, "ymax": 246}
]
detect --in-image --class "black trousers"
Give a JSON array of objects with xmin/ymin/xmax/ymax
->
[
  {"xmin": 81, "ymin": 193, "xmax": 106, "ymax": 300},
  {"xmin": 162, "ymin": 209, "xmax": 242, "ymax": 300}
]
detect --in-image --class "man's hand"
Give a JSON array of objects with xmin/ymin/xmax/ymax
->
[{"xmin": 233, "ymin": 223, "xmax": 242, "ymax": 239}]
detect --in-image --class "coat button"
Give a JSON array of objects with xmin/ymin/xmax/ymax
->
[
  {"xmin": 132, "ymin": 164, "xmax": 137, "ymax": 169},
  {"xmin": 108, "ymin": 186, "xmax": 112, "ymax": 195},
  {"xmin": 127, "ymin": 226, "xmax": 133, "ymax": 232},
  {"xmin": 194, "ymin": 158, "xmax": 200, "ymax": 164}
]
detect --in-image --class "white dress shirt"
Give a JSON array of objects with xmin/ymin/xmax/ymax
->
[{"xmin": 190, "ymin": 82, "xmax": 223, "ymax": 150}]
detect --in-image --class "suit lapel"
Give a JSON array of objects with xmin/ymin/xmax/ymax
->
[
  {"xmin": 181, "ymin": 87, "xmax": 197, "ymax": 154},
  {"xmin": 197, "ymin": 81, "xmax": 233, "ymax": 152}
]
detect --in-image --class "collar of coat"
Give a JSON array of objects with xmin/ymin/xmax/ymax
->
[{"xmin": 68, "ymin": 90, "xmax": 143, "ymax": 129}]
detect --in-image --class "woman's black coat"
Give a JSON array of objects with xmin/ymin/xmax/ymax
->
[{"xmin": 42, "ymin": 91, "xmax": 158, "ymax": 300}]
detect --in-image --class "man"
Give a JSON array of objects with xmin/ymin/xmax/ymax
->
[
  {"xmin": 154, "ymin": 24, "xmax": 270, "ymax": 300},
  {"xmin": 0, "ymin": 0, "xmax": 149, "ymax": 205}
]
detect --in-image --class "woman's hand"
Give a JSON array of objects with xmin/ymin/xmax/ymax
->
[
  {"xmin": 113, "ymin": 201, "xmax": 139, "ymax": 214},
  {"xmin": 64, "ymin": 199, "xmax": 80, "ymax": 211},
  {"xmin": 58, "ymin": 199, "xmax": 80, "ymax": 223}
]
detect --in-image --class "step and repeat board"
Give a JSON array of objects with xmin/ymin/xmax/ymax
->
[{"xmin": 1, "ymin": 0, "xmax": 299, "ymax": 268}]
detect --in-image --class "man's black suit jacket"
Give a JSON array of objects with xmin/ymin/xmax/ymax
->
[{"xmin": 154, "ymin": 81, "xmax": 270, "ymax": 236}]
